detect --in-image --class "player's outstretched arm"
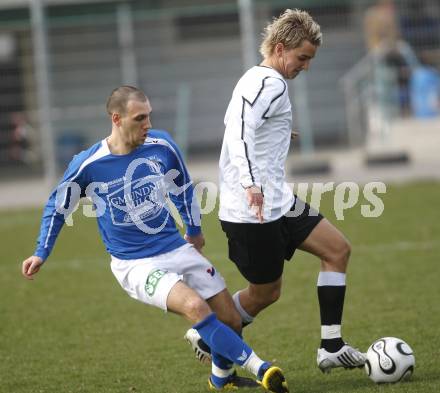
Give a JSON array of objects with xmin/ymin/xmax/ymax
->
[{"xmin": 22, "ymin": 256, "xmax": 44, "ymax": 280}]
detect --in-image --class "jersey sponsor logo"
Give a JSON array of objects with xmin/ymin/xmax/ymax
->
[
  {"xmin": 106, "ymin": 158, "xmax": 168, "ymax": 228},
  {"xmin": 107, "ymin": 177, "xmax": 165, "ymax": 224},
  {"xmin": 145, "ymin": 269, "xmax": 167, "ymax": 297}
]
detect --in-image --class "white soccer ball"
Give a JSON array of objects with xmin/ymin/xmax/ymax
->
[{"xmin": 365, "ymin": 337, "xmax": 415, "ymax": 383}]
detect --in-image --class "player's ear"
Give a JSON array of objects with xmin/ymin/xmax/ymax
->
[
  {"xmin": 274, "ymin": 43, "xmax": 284, "ymax": 57},
  {"xmin": 111, "ymin": 113, "xmax": 121, "ymax": 126}
]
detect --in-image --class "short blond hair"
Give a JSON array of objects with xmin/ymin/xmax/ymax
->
[{"xmin": 260, "ymin": 9, "xmax": 322, "ymax": 58}]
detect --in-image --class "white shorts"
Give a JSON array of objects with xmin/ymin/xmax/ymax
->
[{"xmin": 110, "ymin": 243, "xmax": 226, "ymax": 311}]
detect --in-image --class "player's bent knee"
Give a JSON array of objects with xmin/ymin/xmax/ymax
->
[
  {"xmin": 183, "ymin": 296, "xmax": 211, "ymax": 322},
  {"xmin": 339, "ymin": 239, "xmax": 351, "ymax": 265},
  {"xmin": 266, "ymin": 287, "xmax": 282, "ymax": 305},
  {"xmin": 344, "ymin": 240, "xmax": 352, "ymax": 260},
  {"xmin": 251, "ymin": 286, "xmax": 281, "ymax": 308},
  {"xmin": 327, "ymin": 239, "xmax": 351, "ymax": 270}
]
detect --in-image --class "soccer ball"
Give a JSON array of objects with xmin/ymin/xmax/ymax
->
[{"xmin": 365, "ymin": 337, "xmax": 415, "ymax": 383}]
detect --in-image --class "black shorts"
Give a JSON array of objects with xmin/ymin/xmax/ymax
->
[{"xmin": 220, "ymin": 197, "xmax": 323, "ymax": 284}]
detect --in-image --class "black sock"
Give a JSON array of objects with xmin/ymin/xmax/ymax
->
[
  {"xmin": 320, "ymin": 337, "xmax": 345, "ymax": 352},
  {"xmin": 317, "ymin": 273, "xmax": 346, "ymax": 353}
]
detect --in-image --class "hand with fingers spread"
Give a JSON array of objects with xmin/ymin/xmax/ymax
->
[
  {"xmin": 246, "ymin": 185, "xmax": 264, "ymax": 223},
  {"xmin": 22, "ymin": 256, "xmax": 44, "ymax": 280}
]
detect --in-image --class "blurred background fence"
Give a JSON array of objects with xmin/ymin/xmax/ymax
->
[{"xmin": 0, "ymin": 0, "xmax": 439, "ymax": 183}]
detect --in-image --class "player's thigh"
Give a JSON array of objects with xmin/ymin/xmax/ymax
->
[
  {"xmin": 167, "ymin": 280, "xmax": 212, "ymax": 321},
  {"xmin": 220, "ymin": 220, "xmax": 285, "ymax": 284},
  {"xmin": 297, "ymin": 218, "xmax": 350, "ymax": 262},
  {"xmin": 178, "ymin": 244, "xmax": 227, "ymax": 301},
  {"xmin": 110, "ymin": 256, "xmax": 181, "ymax": 311},
  {"xmin": 282, "ymin": 196, "xmax": 323, "ymax": 260}
]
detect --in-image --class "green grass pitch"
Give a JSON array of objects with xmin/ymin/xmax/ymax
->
[{"xmin": 1, "ymin": 181, "xmax": 439, "ymax": 393}]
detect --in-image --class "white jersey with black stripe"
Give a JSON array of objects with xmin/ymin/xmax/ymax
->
[{"xmin": 219, "ymin": 65, "xmax": 295, "ymax": 223}]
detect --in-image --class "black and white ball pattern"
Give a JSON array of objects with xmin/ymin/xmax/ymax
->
[{"xmin": 365, "ymin": 337, "xmax": 415, "ymax": 383}]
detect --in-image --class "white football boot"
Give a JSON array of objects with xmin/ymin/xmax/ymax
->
[
  {"xmin": 317, "ymin": 344, "xmax": 366, "ymax": 373},
  {"xmin": 184, "ymin": 328, "xmax": 212, "ymax": 365}
]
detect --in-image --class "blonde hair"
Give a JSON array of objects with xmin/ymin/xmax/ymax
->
[
  {"xmin": 259, "ymin": 9, "xmax": 322, "ymax": 58},
  {"xmin": 106, "ymin": 85, "xmax": 147, "ymax": 115}
]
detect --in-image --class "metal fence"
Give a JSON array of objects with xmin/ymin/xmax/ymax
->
[{"xmin": 0, "ymin": 0, "xmax": 439, "ymax": 181}]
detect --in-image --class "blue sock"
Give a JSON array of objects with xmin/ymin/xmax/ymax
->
[
  {"xmin": 210, "ymin": 352, "xmax": 233, "ymax": 388},
  {"xmin": 193, "ymin": 313, "xmax": 253, "ymax": 366}
]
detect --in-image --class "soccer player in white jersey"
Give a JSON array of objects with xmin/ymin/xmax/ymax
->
[
  {"xmin": 185, "ymin": 9, "xmax": 366, "ymax": 373},
  {"xmin": 21, "ymin": 86, "xmax": 289, "ymax": 393}
]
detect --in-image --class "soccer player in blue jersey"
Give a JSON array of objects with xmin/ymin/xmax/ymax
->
[{"xmin": 21, "ymin": 86, "xmax": 289, "ymax": 393}]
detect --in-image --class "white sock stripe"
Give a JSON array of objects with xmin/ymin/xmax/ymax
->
[
  {"xmin": 321, "ymin": 324, "xmax": 342, "ymax": 339},
  {"xmin": 232, "ymin": 291, "xmax": 254, "ymax": 324},
  {"xmin": 317, "ymin": 272, "xmax": 346, "ymax": 286},
  {"xmin": 211, "ymin": 363, "xmax": 234, "ymax": 378}
]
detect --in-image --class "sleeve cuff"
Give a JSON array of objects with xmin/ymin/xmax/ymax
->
[
  {"xmin": 240, "ymin": 179, "xmax": 255, "ymax": 189},
  {"xmin": 186, "ymin": 225, "xmax": 202, "ymax": 237},
  {"xmin": 34, "ymin": 249, "xmax": 49, "ymax": 262}
]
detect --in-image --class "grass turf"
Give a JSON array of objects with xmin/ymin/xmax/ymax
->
[{"xmin": 1, "ymin": 181, "xmax": 439, "ymax": 393}]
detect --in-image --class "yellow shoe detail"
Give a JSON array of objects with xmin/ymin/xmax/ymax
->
[
  {"xmin": 260, "ymin": 366, "xmax": 289, "ymax": 393},
  {"xmin": 208, "ymin": 378, "xmax": 239, "ymax": 391}
]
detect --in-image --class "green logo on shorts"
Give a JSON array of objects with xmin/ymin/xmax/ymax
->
[{"xmin": 145, "ymin": 269, "xmax": 167, "ymax": 297}]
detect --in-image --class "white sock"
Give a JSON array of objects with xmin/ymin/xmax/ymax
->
[
  {"xmin": 321, "ymin": 325, "xmax": 342, "ymax": 339},
  {"xmin": 233, "ymin": 291, "xmax": 254, "ymax": 325},
  {"xmin": 242, "ymin": 351, "xmax": 265, "ymax": 377},
  {"xmin": 317, "ymin": 271, "xmax": 346, "ymax": 286},
  {"xmin": 211, "ymin": 363, "xmax": 234, "ymax": 378}
]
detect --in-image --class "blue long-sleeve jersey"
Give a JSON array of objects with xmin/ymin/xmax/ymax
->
[{"xmin": 34, "ymin": 130, "xmax": 201, "ymax": 261}]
